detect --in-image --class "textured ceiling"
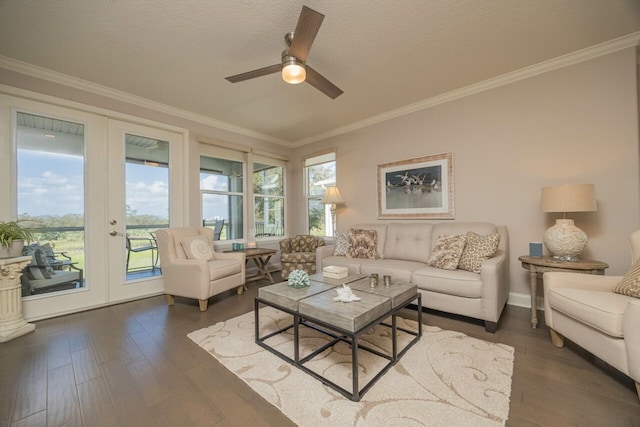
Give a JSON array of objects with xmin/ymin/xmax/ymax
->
[{"xmin": 0, "ymin": 0, "xmax": 639, "ymax": 146}]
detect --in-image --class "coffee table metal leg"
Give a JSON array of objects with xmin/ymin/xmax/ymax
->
[
  {"xmin": 294, "ymin": 314, "xmax": 300, "ymax": 363},
  {"xmin": 352, "ymin": 334, "xmax": 359, "ymax": 401},
  {"xmin": 392, "ymin": 315, "xmax": 398, "ymax": 360}
]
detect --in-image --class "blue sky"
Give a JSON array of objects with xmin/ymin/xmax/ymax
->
[{"xmin": 18, "ymin": 150, "xmax": 169, "ymax": 218}]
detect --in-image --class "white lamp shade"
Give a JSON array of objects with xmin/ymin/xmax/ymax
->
[
  {"xmin": 322, "ymin": 186, "xmax": 343, "ymax": 204},
  {"xmin": 541, "ymin": 184, "xmax": 597, "ymax": 213}
]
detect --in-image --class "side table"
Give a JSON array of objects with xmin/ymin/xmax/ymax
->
[{"xmin": 519, "ymin": 255, "xmax": 608, "ymax": 329}]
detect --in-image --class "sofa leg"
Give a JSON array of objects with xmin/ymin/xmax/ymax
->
[
  {"xmin": 484, "ymin": 321, "xmax": 497, "ymax": 333},
  {"xmin": 237, "ymin": 285, "xmax": 246, "ymax": 295},
  {"xmin": 199, "ymin": 299, "xmax": 208, "ymax": 312},
  {"xmin": 635, "ymin": 382, "xmax": 640, "ymax": 400},
  {"xmin": 166, "ymin": 294, "xmax": 175, "ymax": 306},
  {"xmin": 549, "ymin": 328, "xmax": 565, "ymax": 348}
]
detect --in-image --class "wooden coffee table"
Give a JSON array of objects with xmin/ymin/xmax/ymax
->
[{"xmin": 255, "ymin": 275, "xmax": 422, "ymax": 401}]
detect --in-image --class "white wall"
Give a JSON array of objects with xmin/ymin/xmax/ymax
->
[{"xmin": 292, "ymin": 47, "xmax": 640, "ymax": 298}]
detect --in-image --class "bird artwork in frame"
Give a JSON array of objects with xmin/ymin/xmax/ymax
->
[{"xmin": 377, "ymin": 152, "xmax": 454, "ymax": 219}]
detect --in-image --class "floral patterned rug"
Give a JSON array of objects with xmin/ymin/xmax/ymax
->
[{"xmin": 187, "ymin": 306, "xmax": 514, "ymax": 426}]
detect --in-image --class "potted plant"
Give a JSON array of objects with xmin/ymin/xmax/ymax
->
[{"xmin": 0, "ymin": 220, "xmax": 34, "ymax": 259}]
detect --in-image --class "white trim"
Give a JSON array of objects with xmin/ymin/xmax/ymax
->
[
  {"xmin": 508, "ymin": 291, "xmax": 545, "ymax": 310},
  {"xmin": 294, "ymin": 31, "xmax": 640, "ymax": 146},
  {"xmin": 1, "ymin": 31, "xmax": 639, "ymax": 148}
]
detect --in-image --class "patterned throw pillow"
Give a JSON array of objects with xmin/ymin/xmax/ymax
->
[
  {"xmin": 347, "ymin": 229, "xmax": 378, "ymax": 259},
  {"xmin": 334, "ymin": 231, "xmax": 349, "ymax": 256},
  {"xmin": 180, "ymin": 235, "xmax": 214, "ymax": 261},
  {"xmin": 613, "ymin": 258, "xmax": 640, "ymax": 298},
  {"xmin": 458, "ymin": 232, "xmax": 501, "ymax": 273},
  {"xmin": 428, "ymin": 234, "xmax": 467, "ymax": 270}
]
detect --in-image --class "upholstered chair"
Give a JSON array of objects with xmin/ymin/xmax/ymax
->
[
  {"xmin": 279, "ymin": 235, "xmax": 325, "ymax": 279},
  {"xmin": 544, "ymin": 229, "xmax": 640, "ymax": 399},
  {"xmin": 156, "ymin": 227, "xmax": 245, "ymax": 311}
]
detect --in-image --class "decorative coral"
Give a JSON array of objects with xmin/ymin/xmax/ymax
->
[{"xmin": 287, "ymin": 269, "xmax": 310, "ymax": 288}]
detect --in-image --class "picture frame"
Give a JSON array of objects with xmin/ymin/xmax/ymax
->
[{"xmin": 377, "ymin": 152, "xmax": 454, "ymax": 219}]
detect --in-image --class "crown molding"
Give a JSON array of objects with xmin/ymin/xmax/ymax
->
[
  {"xmin": 294, "ymin": 31, "xmax": 640, "ymax": 147},
  {"xmin": 1, "ymin": 31, "xmax": 638, "ymax": 149},
  {"xmin": 0, "ymin": 55, "xmax": 292, "ymax": 147}
]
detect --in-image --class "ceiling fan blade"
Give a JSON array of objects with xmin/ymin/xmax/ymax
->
[
  {"xmin": 225, "ymin": 64, "xmax": 281, "ymax": 83},
  {"xmin": 288, "ymin": 6, "xmax": 324, "ymax": 62},
  {"xmin": 305, "ymin": 65, "xmax": 343, "ymax": 99}
]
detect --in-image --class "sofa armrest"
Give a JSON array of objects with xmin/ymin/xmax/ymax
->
[
  {"xmin": 279, "ymin": 238, "xmax": 292, "ymax": 254},
  {"xmin": 479, "ymin": 248, "xmax": 509, "ymax": 323},
  {"xmin": 542, "ymin": 272, "xmax": 622, "ymax": 329},
  {"xmin": 624, "ymin": 300, "xmax": 640, "ymax": 382},
  {"xmin": 162, "ymin": 259, "xmax": 211, "ymax": 300},
  {"xmin": 316, "ymin": 245, "xmax": 336, "ymax": 273},
  {"xmin": 213, "ymin": 251, "xmax": 246, "ymax": 283}
]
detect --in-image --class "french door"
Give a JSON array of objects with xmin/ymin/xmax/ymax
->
[
  {"xmin": 0, "ymin": 93, "xmax": 186, "ymax": 320},
  {"xmin": 106, "ymin": 119, "xmax": 184, "ymax": 302}
]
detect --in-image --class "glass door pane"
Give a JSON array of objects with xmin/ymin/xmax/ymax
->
[
  {"xmin": 125, "ymin": 134, "xmax": 169, "ymax": 280},
  {"xmin": 16, "ymin": 112, "xmax": 86, "ymax": 297}
]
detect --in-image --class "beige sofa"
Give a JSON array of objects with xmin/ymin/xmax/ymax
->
[
  {"xmin": 316, "ymin": 222, "xmax": 509, "ymax": 332},
  {"xmin": 543, "ymin": 230, "xmax": 640, "ymax": 399}
]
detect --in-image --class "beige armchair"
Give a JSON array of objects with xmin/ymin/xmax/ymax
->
[
  {"xmin": 156, "ymin": 227, "xmax": 245, "ymax": 311},
  {"xmin": 543, "ymin": 230, "xmax": 640, "ymax": 399}
]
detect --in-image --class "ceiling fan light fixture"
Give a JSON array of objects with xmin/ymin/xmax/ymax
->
[{"xmin": 281, "ymin": 56, "xmax": 306, "ymax": 84}]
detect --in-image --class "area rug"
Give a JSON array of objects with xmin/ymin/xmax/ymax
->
[{"xmin": 187, "ymin": 307, "xmax": 514, "ymax": 426}]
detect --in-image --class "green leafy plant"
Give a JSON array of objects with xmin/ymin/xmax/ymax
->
[{"xmin": 0, "ymin": 220, "xmax": 34, "ymax": 248}]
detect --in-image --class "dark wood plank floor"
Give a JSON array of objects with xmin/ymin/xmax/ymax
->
[{"xmin": 1, "ymin": 273, "xmax": 639, "ymax": 426}]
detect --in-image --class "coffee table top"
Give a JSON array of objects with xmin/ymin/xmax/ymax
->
[
  {"xmin": 258, "ymin": 281, "xmax": 337, "ymax": 311},
  {"xmin": 298, "ymin": 289, "xmax": 392, "ymax": 332},
  {"xmin": 258, "ymin": 276, "xmax": 418, "ymax": 332}
]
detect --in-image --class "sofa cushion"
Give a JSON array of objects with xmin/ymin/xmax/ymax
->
[
  {"xmin": 180, "ymin": 235, "xmax": 214, "ymax": 261},
  {"xmin": 383, "ymin": 223, "xmax": 433, "ymax": 263},
  {"xmin": 433, "ymin": 222, "xmax": 497, "ymax": 239},
  {"xmin": 281, "ymin": 252, "xmax": 316, "ymax": 263},
  {"xmin": 428, "ymin": 234, "xmax": 466, "ymax": 270},
  {"xmin": 319, "ymin": 256, "xmax": 363, "ymax": 275},
  {"xmin": 412, "ymin": 267, "xmax": 482, "ymax": 298},
  {"xmin": 208, "ymin": 259, "xmax": 242, "ymax": 280},
  {"xmin": 549, "ymin": 287, "xmax": 631, "ymax": 338},
  {"xmin": 613, "ymin": 257, "xmax": 640, "ymax": 298},
  {"xmin": 357, "ymin": 258, "xmax": 426, "ymax": 283},
  {"xmin": 334, "ymin": 231, "xmax": 349, "ymax": 256},
  {"xmin": 458, "ymin": 232, "xmax": 501, "ymax": 273},
  {"xmin": 347, "ymin": 229, "xmax": 379, "ymax": 260},
  {"xmin": 353, "ymin": 223, "xmax": 387, "ymax": 259}
]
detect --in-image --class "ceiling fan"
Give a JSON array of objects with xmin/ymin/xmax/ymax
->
[{"xmin": 225, "ymin": 6, "xmax": 343, "ymax": 99}]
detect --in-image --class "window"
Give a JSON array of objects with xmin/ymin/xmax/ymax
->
[
  {"xmin": 305, "ymin": 152, "xmax": 336, "ymax": 236},
  {"xmin": 253, "ymin": 161, "xmax": 284, "ymax": 238},
  {"xmin": 200, "ymin": 155, "xmax": 244, "ymax": 240}
]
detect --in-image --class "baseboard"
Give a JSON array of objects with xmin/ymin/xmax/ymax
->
[{"xmin": 508, "ymin": 291, "xmax": 544, "ymax": 310}]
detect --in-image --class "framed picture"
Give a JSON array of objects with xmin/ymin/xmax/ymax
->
[{"xmin": 377, "ymin": 152, "xmax": 454, "ymax": 219}]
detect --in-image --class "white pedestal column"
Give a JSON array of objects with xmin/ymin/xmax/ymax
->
[{"xmin": 0, "ymin": 256, "xmax": 35, "ymax": 342}]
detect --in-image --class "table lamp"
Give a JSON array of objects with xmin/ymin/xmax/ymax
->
[
  {"xmin": 541, "ymin": 184, "xmax": 597, "ymax": 261},
  {"xmin": 322, "ymin": 186, "xmax": 343, "ymax": 237}
]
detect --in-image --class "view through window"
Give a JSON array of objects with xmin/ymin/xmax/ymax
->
[
  {"xmin": 305, "ymin": 152, "xmax": 336, "ymax": 236},
  {"xmin": 200, "ymin": 155, "xmax": 244, "ymax": 240},
  {"xmin": 253, "ymin": 162, "xmax": 284, "ymax": 238},
  {"xmin": 16, "ymin": 112, "xmax": 87, "ymax": 297}
]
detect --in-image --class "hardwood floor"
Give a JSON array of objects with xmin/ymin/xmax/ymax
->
[{"xmin": 1, "ymin": 273, "xmax": 639, "ymax": 426}]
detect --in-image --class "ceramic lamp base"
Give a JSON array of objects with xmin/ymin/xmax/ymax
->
[{"xmin": 543, "ymin": 219, "xmax": 587, "ymax": 262}]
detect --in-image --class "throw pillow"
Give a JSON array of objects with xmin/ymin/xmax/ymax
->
[
  {"xmin": 334, "ymin": 231, "xmax": 349, "ymax": 256},
  {"xmin": 428, "ymin": 233, "xmax": 467, "ymax": 270},
  {"xmin": 346, "ymin": 229, "xmax": 378, "ymax": 260},
  {"xmin": 458, "ymin": 232, "xmax": 501, "ymax": 273},
  {"xmin": 180, "ymin": 235, "xmax": 214, "ymax": 261},
  {"xmin": 613, "ymin": 257, "xmax": 640, "ymax": 298}
]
